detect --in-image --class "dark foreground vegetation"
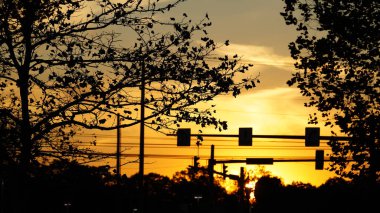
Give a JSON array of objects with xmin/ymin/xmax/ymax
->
[
  {"xmin": 253, "ymin": 176, "xmax": 380, "ymax": 213},
  {"xmin": 1, "ymin": 160, "xmax": 379, "ymax": 213}
]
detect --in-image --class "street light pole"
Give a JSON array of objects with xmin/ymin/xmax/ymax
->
[
  {"xmin": 138, "ymin": 61, "xmax": 145, "ymax": 213},
  {"xmin": 116, "ymin": 114, "xmax": 121, "ymax": 177}
]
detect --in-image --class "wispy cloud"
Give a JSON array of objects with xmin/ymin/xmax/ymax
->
[
  {"xmin": 214, "ymin": 43, "xmax": 295, "ymax": 69},
  {"xmin": 207, "ymin": 87, "xmax": 312, "ymax": 134}
]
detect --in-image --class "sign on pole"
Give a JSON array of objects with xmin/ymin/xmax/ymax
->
[{"xmin": 246, "ymin": 158, "xmax": 274, "ymax": 165}]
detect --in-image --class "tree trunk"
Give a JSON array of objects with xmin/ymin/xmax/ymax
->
[
  {"xmin": 19, "ymin": 76, "xmax": 32, "ymax": 172},
  {"xmin": 19, "ymin": 1, "xmax": 34, "ymax": 173}
]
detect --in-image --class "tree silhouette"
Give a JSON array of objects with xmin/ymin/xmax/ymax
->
[
  {"xmin": 281, "ymin": 0, "xmax": 380, "ymax": 183},
  {"xmin": 253, "ymin": 175, "xmax": 284, "ymax": 213},
  {"xmin": 171, "ymin": 166, "xmax": 228, "ymax": 213},
  {"xmin": 3, "ymin": 159, "xmax": 378, "ymax": 213},
  {"xmin": 282, "ymin": 182, "xmax": 318, "ymax": 213},
  {"xmin": 318, "ymin": 177, "xmax": 380, "ymax": 213},
  {"xmin": 0, "ymin": 0, "xmax": 257, "ymax": 172},
  {"xmin": 2, "ymin": 159, "xmax": 118, "ymax": 213},
  {"xmin": 127, "ymin": 172, "xmax": 176, "ymax": 213}
]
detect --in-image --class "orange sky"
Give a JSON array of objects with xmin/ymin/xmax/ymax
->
[{"xmin": 78, "ymin": 0, "xmax": 342, "ymax": 187}]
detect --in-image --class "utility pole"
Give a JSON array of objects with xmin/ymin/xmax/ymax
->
[
  {"xmin": 208, "ymin": 144, "xmax": 215, "ymax": 211},
  {"xmin": 238, "ymin": 167, "xmax": 250, "ymax": 213},
  {"xmin": 209, "ymin": 144, "xmax": 215, "ymax": 185},
  {"xmin": 138, "ymin": 61, "xmax": 145, "ymax": 213},
  {"xmin": 116, "ymin": 114, "xmax": 121, "ymax": 177}
]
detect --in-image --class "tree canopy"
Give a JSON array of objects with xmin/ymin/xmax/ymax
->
[
  {"xmin": 281, "ymin": 0, "xmax": 380, "ymax": 183},
  {"xmin": 0, "ymin": 0, "xmax": 257, "ymax": 170}
]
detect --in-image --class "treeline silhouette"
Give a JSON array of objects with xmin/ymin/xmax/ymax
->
[
  {"xmin": 253, "ymin": 176, "xmax": 380, "ymax": 213},
  {"xmin": 1, "ymin": 160, "xmax": 379, "ymax": 213},
  {"xmin": 1, "ymin": 160, "xmax": 237, "ymax": 213}
]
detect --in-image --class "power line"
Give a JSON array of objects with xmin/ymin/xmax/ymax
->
[
  {"xmin": 42, "ymin": 138, "xmax": 334, "ymax": 145},
  {"xmin": 40, "ymin": 140, "xmax": 332, "ymax": 150},
  {"xmin": 73, "ymin": 133, "xmax": 349, "ymax": 142},
  {"xmin": 52, "ymin": 144, "xmax": 331, "ymax": 151},
  {"xmin": 39, "ymin": 150, "xmax": 323, "ymax": 160},
  {"xmin": 59, "ymin": 135, "xmax": 338, "ymax": 143},
  {"xmin": 44, "ymin": 141, "xmax": 331, "ymax": 146}
]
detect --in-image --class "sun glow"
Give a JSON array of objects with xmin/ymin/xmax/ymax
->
[
  {"xmin": 245, "ymin": 181, "xmax": 256, "ymax": 203},
  {"xmin": 220, "ymin": 178, "xmax": 238, "ymax": 194}
]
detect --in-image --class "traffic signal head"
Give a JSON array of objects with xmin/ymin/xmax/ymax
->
[
  {"xmin": 305, "ymin": 127, "xmax": 320, "ymax": 147},
  {"xmin": 239, "ymin": 128, "xmax": 252, "ymax": 146},
  {"xmin": 222, "ymin": 163, "xmax": 228, "ymax": 179},
  {"xmin": 315, "ymin": 150, "xmax": 324, "ymax": 170},
  {"xmin": 194, "ymin": 156, "xmax": 200, "ymax": 168},
  {"xmin": 177, "ymin": 128, "xmax": 191, "ymax": 146}
]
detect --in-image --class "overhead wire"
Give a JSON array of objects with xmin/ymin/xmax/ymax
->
[
  {"xmin": 39, "ymin": 130, "xmax": 335, "ymax": 163},
  {"xmin": 40, "ymin": 140, "xmax": 331, "ymax": 149},
  {"xmin": 39, "ymin": 150, "xmax": 323, "ymax": 160}
]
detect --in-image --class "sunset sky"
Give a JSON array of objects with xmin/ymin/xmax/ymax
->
[{"xmin": 82, "ymin": 0, "xmax": 342, "ymax": 186}]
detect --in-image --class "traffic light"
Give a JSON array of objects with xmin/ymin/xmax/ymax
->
[
  {"xmin": 222, "ymin": 163, "xmax": 228, "ymax": 179},
  {"xmin": 177, "ymin": 128, "xmax": 191, "ymax": 146},
  {"xmin": 193, "ymin": 156, "xmax": 200, "ymax": 170},
  {"xmin": 239, "ymin": 127, "xmax": 252, "ymax": 146},
  {"xmin": 315, "ymin": 150, "xmax": 324, "ymax": 170},
  {"xmin": 305, "ymin": 127, "xmax": 320, "ymax": 147}
]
